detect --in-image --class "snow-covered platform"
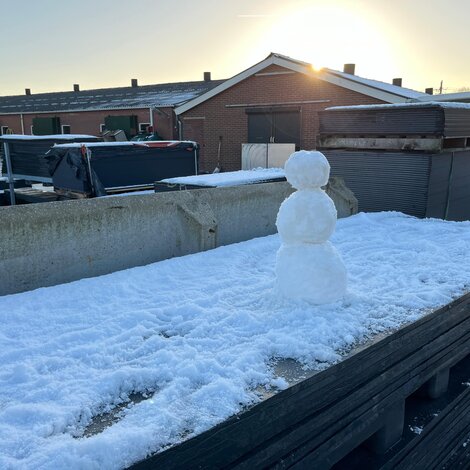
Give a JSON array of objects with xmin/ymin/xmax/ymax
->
[
  {"xmin": 159, "ymin": 168, "xmax": 286, "ymax": 188},
  {"xmin": 1, "ymin": 212, "xmax": 469, "ymax": 469}
]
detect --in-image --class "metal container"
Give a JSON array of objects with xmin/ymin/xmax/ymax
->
[
  {"xmin": 0, "ymin": 135, "xmax": 100, "ymax": 181},
  {"xmin": 318, "ymin": 103, "xmax": 470, "ymax": 221},
  {"xmin": 47, "ymin": 141, "xmax": 199, "ymax": 197}
]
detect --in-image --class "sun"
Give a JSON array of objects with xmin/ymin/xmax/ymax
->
[{"xmin": 261, "ymin": 2, "xmax": 398, "ymax": 77}]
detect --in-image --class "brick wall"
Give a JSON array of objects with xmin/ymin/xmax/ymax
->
[
  {"xmin": 180, "ymin": 65, "xmax": 385, "ymax": 172},
  {"xmin": 0, "ymin": 107, "xmax": 177, "ymax": 139}
]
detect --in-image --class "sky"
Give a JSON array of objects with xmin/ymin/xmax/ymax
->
[{"xmin": 1, "ymin": 0, "xmax": 469, "ymax": 96}]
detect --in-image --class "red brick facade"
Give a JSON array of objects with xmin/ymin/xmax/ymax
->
[
  {"xmin": 180, "ymin": 65, "xmax": 385, "ymax": 172},
  {"xmin": 0, "ymin": 107, "xmax": 177, "ymax": 140}
]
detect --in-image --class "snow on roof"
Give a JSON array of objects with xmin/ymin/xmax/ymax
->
[
  {"xmin": 161, "ymin": 168, "xmax": 286, "ymax": 187},
  {"xmin": 175, "ymin": 53, "xmax": 426, "ymax": 115},
  {"xmin": 0, "ymin": 134, "xmax": 97, "ymax": 140},
  {"xmin": 269, "ymin": 53, "xmax": 425, "ymax": 100},
  {"xmin": 0, "ymin": 80, "xmax": 225, "ymax": 114},
  {"xmin": 417, "ymin": 91, "xmax": 470, "ymax": 102},
  {"xmin": 325, "ymin": 101, "xmax": 470, "ymax": 111},
  {"xmin": 53, "ymin": 141, "xmax": 145, "ymax": 148},
  {"xmin": 53, "ymin": 140, "xmax": 196, "ymax": 149},
  {"xmin": 0, "ymin": 212, "xmax": 469, "ymax": 468},
  {"xmin": 324, "ymin": 68, "xmax": 424, "ymax": 100}
]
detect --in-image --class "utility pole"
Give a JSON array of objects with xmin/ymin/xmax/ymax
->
[{"xmin": 439, "ymin": 80, "xmax": 443, "ymax": 94}]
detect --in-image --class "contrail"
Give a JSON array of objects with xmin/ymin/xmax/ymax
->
[{"xmin": 237, "ymin": 14, "xmax": 275, "ymax": 18}]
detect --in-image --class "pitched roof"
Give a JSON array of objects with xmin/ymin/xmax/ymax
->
[
  {"xmin": 0, "ymin": 80, "xmax": 225, "ymax": 115},
  {"xmin": 416, "ymin": 91, "xmax": 470, "ymax": 103},
  {"xmin": 175, "ymin": 53, "xmax": 426, "ymax": 115}
]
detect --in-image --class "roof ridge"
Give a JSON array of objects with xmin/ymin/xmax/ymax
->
[
  {"xmin": 324, "ymin": 68, "xmax": 425, "ymax": 97},
  {"xmin": 269, "ymin": 53, "xmax": 424, "ymax": 98}
]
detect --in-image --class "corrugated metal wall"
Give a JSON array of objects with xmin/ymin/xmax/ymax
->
[
  {"xmin": 446, "ymin": 150, "xmax": 470, "ymax": 221},
  {"xmin": 442, "ymin": 109, "xmax": 470, "ymax": 137},
  {"xmin": 323, "ymin": 150, "xmax": 431, "ymax": 217}
]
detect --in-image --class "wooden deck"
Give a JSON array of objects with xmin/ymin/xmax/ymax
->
[{"xmin": 129, "ymin": 293, "xmax": 470, "ymax": 469}]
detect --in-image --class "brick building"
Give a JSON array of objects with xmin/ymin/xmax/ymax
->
[
  {"xmin": 0, "ymin": 77, "xmax": 224, "ymax": 140},
  {"xmin": 176, "ymin": 53, "xmax": 426, "ymax": 172},
  {"xmin": 1, "ymin": 53, "xmax": 427, "ymax": 173}
]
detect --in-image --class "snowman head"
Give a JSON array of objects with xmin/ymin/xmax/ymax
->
[{"xmin": 284, "ymin": 150, "xmax": 330, "ymax": 190}]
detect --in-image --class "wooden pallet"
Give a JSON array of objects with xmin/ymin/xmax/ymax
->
[
  {"xmin": 383, "ymin": 386, "xmax": 470, "ymax": 469},
  {"xmin": 129, "ymin": 293, "xmax": 470, "ymax": 470},
  {"xmin": 5, "ymin": 187, "xmax": 61, "ymax": 204}
]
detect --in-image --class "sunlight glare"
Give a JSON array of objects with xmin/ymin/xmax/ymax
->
[{"xmin": 262, "ymin": 2, "xmax": 398, "ymax": 78}]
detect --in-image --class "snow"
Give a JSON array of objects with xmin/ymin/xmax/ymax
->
[
  {"xmin": 161, "ymin": 168, "xmax": 285, "ymax": 187},
  {"xmin": 276, "ymin": 242, "xmax": 347, "ymax": 303},
  {"xmin": 409, "ymin": 425, "xmax": 424, "ymax": 435},
  {"xmin": 0, "ymin": 134, "xmax": 97, "ymax": 141},
  {"xmin": 326, "ymin": 101, "xmax": 470, "ymax": 111},
  {"xmin": 276, "ymin": 190, "xmax": 337, "ymax": 243},
  {"xmin": 417, "ymin": 91, "xmax": 470, "ymax": 102},
  {"xmin": 1, "ymin": 212, "xmax": 470, "ymax": 468},
  {"xmin": 0, "ymin": 82, "xmax": 225, "ymax": 115},
  {"xmin": 53, "ymin": 142, "xmax": 144, "ymax": 149},
  {"xmin": 275, "ymin": 150, "xmax": 346, "ymax": 303},
  {"xmin": 53, "ymin": 140, "xmax": 196, "ymax": 149},
  {"xmin": 236, "ymin": 54, "xmax": 424, "ymax": 101},
  {"xmin": 284, "ymin": 150, "xmax": 329, "ymax": 189},
  {"xmin": 104, "ymin": 190, "xmax": 155, "ymax": 198},
  {"xmin": 324, "ymin": 68, "xmax": 426, "ymax": 99}
]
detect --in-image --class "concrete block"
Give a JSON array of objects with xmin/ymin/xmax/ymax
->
[{"xmin": 0, "ymin": 179, "xmax": 357, "ymax": 296}]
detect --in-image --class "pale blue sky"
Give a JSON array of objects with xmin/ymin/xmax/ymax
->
[{"xmin": 1, "ymin": 0, "xmax": 469, "ymax": 96}]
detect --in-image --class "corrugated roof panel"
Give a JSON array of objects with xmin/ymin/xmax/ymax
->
[
  {"xmin": 0, "ymin": 80, "xmax": 225, "ymax": 114},
  {"xmin": 319, "ymin": 106, "xmax": 445, "ymax": 136},
  {"xmin": 320, "ymin": 103, "xmax": 470, "ymax": 137}
]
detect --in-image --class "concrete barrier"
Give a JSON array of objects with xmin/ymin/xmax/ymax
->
[{"xmin": 0, "ymin": 179, "xmax": 357, "ymax": 296}]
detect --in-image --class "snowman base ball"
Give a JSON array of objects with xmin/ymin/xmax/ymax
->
[{"xmin": 276, "ymin": 242, "xmax": 347, "ymax": 304}]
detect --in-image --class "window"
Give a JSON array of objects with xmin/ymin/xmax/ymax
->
[
  {"xmin": 61, "ymin": 125, "xmax": 71, "ymax": 135},
  {"xmin": 100, "ymin": 124, "xmax": 106, "ymax": 133},
  {"xmin": 139, "ymin": 123, "xmax": 151, "ymax": 133},
  {"xmin": 1, "ymin": 126, "xmax": 10, "ymax": 135},
  {"xmin": 32, "ymin": 116, "xmax": 61, "ymax": 135}
]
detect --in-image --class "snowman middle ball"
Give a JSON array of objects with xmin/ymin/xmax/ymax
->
[{"xmin": 276, "ymin": 189, "xmax": 337, "ymax": 244}]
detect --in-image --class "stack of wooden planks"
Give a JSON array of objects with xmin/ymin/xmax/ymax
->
[{"xmin": 130, "ymin": 293, "xmax": 470, "ymax": 469}]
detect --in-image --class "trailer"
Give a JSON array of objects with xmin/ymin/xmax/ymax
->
[
  {"xmin": 45, "ymin": 140, "xmax": 199, "ymax": 198},
  {"xmin": 0, "ymin": 134, "xmax": 100, "ymax": 205}
]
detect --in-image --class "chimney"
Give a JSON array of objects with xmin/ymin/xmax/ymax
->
[
  {"xmin": 425, "ymin": 87, "xmax": 434, "ymax": 95},
  {"xmin": 343, "ymin": 63, "xmax": 355, "ymax": 75},
  {"xmin": 204, "ymin": 71, "xmax": 211, "ymax": 82},
  {"xmin": 25, "ymin": 88, "xmax": 31, "ymax": 96},
  {"xmin": 131, "ymin": 78, "xmax": 138, "ymax": 88},
  {"xmin": 392, "ymin": 78, "xmax": 402, "ymax": 87},
  {"xmin": 73, "ymin": 84, "xmax": 80, "ymax": 92}
]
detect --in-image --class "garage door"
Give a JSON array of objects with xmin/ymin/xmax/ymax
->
[{"xmin": 247, "ymin": 107, "xmax": 300, "ymax": 147}]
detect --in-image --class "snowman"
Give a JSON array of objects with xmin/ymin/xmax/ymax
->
[{"xmin": 275, "ymin": 150, "xmax": 347, "ymax": 304}]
